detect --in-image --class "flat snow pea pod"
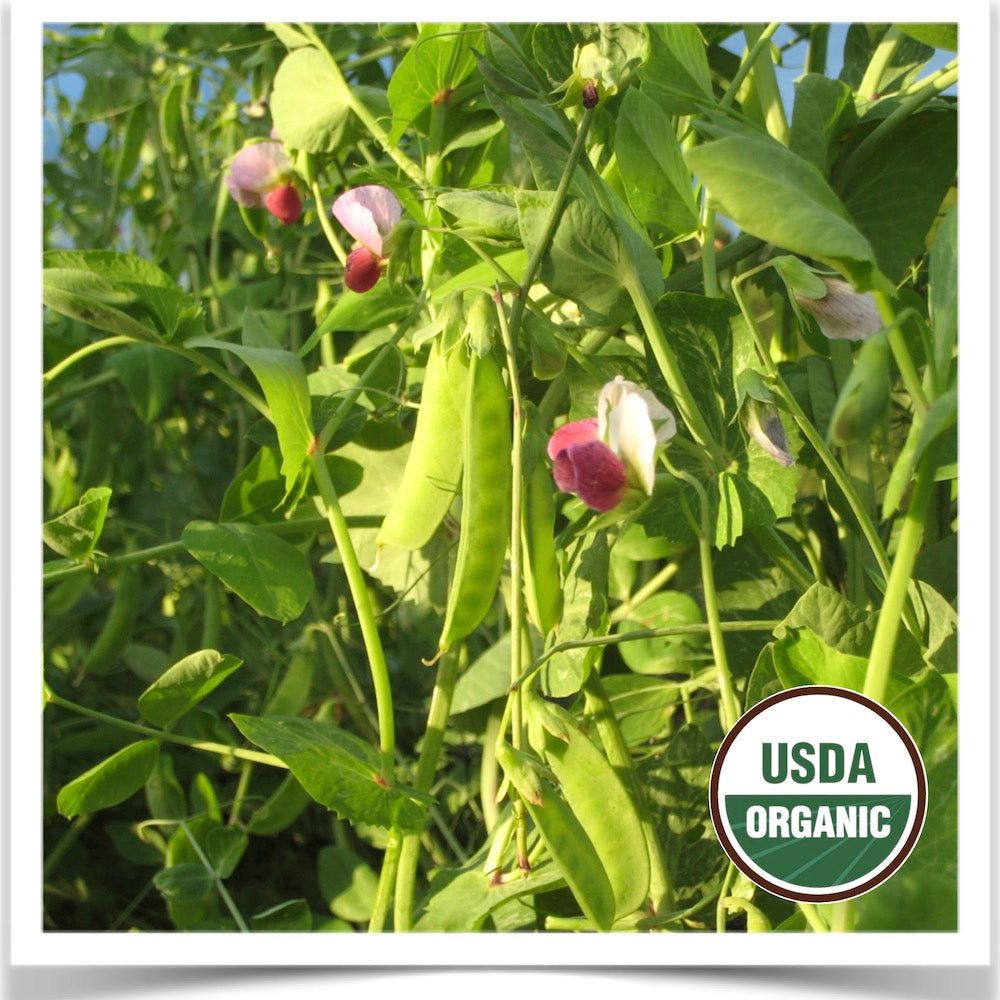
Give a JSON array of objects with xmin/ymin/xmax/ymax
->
[
  {"xmin": 521, "ymin": 448, "xmax": 563, "ymax": 636},
  {"xmin": 377, "ymin": 338, "xmax": 470, "ymax": 551},
  {"xmin": 496, "ymin": 741, "xmax": 615, "ymax": 931},
  {"xmin": 438, "ymin": 350, "xmax": 512, "ymax": 652},
  {"xmin": 80, "ymin": 567, "xmax": 141, "ymax": 676},
  {"xmin": 526, "ymin": 694, "xmax": 651, "ymax": 919}
]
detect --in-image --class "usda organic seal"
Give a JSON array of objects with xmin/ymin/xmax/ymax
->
[{"xmin": 709, "ymin": 686, "xmax": 927, "ymax": 902}]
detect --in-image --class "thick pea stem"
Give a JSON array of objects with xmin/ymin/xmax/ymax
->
[
  {"xmin": 367, "ymin": 830, "xmax": 402, "ymax": 933},
  {"xmin": 42, "ymin": 336, "xmax": 133, "ymax": 384},
  {"xmin": 863, "ymin": 449, "xmax": 937, "ymax": 704},
  {"xmin": 393, "ymin": 648, "xmax": 462, "ymax": 931},
  {"xmin": 581, "ymin": 672, "xmax": 673, "ymax": 915},
  {"xmin": 742, "ymin": 23, "xmax": 790, "ymax": 145}
]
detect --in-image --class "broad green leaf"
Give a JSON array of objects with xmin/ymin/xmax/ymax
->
[
  {"xmin": 437, "ymin": 188, "xmax": 520, "ymax": 240},
  {"xmin": 109, "ymin": 344, "xmax": 191, "ymax": 423},
  {"xmin": 615, "ymin": 87, "xmax": 699, "ymax": 236},
  {"xmin": 414, "ymin": 857, "xmax": 564, "ymax": 931},
  {"xmin": 229, "ymin": 714, "xmax": 425, "ymax": 831},
  {"xmin": 153, "ymin": 863, "xmax": 214, "ymax": 906},
  {"xmin": 299, "ymin": 286, "xmax": 414, "ymax": 356},
  {"xmin": 790, "ymin": 74, "xmax": 856, "ymax": 173},
  {"xmin": 615, "ymin": 592, "xmax": 706, "ymax": 675},
  {"xmin": 168, "ymin": 816, "xmax": 248, "ymax": 878},
  {"xmin": 187, "ymin": 332, "xmax": 313, "ymax": 494},
  {"xmin": 450, "ymin": 633, "xmax": 512, "ymax": 715},
  {"xmin": 137, "ymin": 649, "xmax": 244, "ymax": 728},
  {"xmin": 897, "ymin": 23, "xmax": 958, "ymax": 52},
  {"xmin": 600, "ymin": 675, "xmax": 680, "ymax": 746},
  {"xmin": 837, "ymin": 111, "xmax": 957, "ymax": 281},
  {"xmin": 266, "ymin": 22, "xmax": 313, "ymax": 50},
  {"xmin": 43, "ymin": 251, "xmax": 204, "ymax": 342},
  {"xmin": 715, "ymin": 468, "xmax": 744, "ymax": 548},
  {"xmin": 642, "ymin": 24, "xmax": 715, "ymax": 114},
  {"xmin": 387, "ymin": 24, "xmax": 483, "ymax": 144},
  {"xmin": 543, "ymin": 530, "xmax": 609, "ymax": 697},
  {"xmin": 145, "ymin": 752, "xmax": 187, "ymax": 819},
  {"xmin": 530, "ymin": 23, "xmax": 589, "ymax": 87},
  {"xmin": 181, "ymin": 520, "xmax": 314, "ymax": 624},
  {"xmin": 317, "ymin": 846, "xmax": 379, "ymax": 923},
  {"xmin": 42, "ymin": 486, "xmax": 112, "ymax": 560},
  {"xmin": 270, "ymin": 46, "xmax": 351, "ymax": 153},
  {"xmin": 56, "ymin": 739, "xmax": 159, "ymax": 818},
  {"xmin": 219, "ymin": 446, "xmax": 284, "ymax": 522},
  {"xmin": 251, "ymin": 899, "xmax": 312, "ymax": 931},
  {"xmin": 839, "ymin": 24, "xmax": 935, "ymax": 94},
  {"xmin": 431, "ymin": 248, "xmax": 528, "ymax": 303},
  {"xmin": 685, "ymin": 130, "xmax": 881, "ymax": 289},
  {"xmin": 246, "ymin": 774, "xmax": 312, "ymax": 835}
]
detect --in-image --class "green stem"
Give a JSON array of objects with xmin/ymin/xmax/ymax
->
[
  {"xmin": 627, "ymin": 273, "xmax": 728, "ymax": 469},
  {"xmin": 311, "ymin": 176, "xmax": 348, "ymax": 265},
  {"xmin": 863, "ymin": 448, "xmax": 937, "ymax": 704},
  {"xmin": 799, "ymin": 902, "xmax": 830, "ymax": 933},
  {"xmin": 178, "ymin": 820, "xmax": 249, "ymax": 932},
  {"xmin": 664, "ymin": 235, "xmax": 765, "ymax": 293},
  {"xmin": 857, "ymin": 26, "xmax": 903, "ymax": 101},
  {"xmin": 805, "ymin": 24, "xmax": 829, "ymax": 75},
  {"xmin": 43, "ymin": 336, "xmax": 133, "ymax": 385},
  {"xmin": 609, "ymin": 561, "xmax": 680, "ymax": 624},
  {"xmin": 507, "ymin": 107, "xmax": 595, "ymax": 343},
  {"xmin": 582, "ymin": 672, "xmax": 673, "ymax": 914},
  {"xmin": 715, "ymin": 861, "xmax": 737, "ymax": 931},
  {"xmin": 840, "ymin": 60, "xmax": 958, "ymax": 184},
  {"xmin": 368, "ymin": 830, "xmax": 402, "ymax": 932},
  {"xmin": 873, "ymin": 293, "xmax": 932, "ymax": 415},
  {"xmin": 45, "ymin": 689, "xmax": 285, "ymax": 768},
  {"xmin": 720, "ymin": 22, "xmax": 782, "ymax": 110},
  {"xmin": 309, "ymin": 449, "xmax": 395, "ymax": 779},
  {"xmin": 44, "ymin": 815, "xmax": 92, "ymax": 878},
  {"xmin": 393, "ymin": 648, "xmax": 461, "ymax": 932},
  {"xmin": 700, "ymin": 195, "xmax": 719, "ymax": 298},
  {"xmin": 741, "ymin": 23, "xmax": 790, "ymax": 144}
]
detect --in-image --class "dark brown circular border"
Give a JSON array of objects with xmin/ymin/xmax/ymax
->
[{"xmin": 709, "ymin": 685, "xmax": 928, "ymax": 903}]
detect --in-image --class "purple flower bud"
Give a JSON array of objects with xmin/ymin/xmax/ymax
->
[
  {"xmin": 264, "ymin": 184, "xmax": 303, "ymax": 225},
  {"xmin": 552, "ymin": 440, "xmax": 628, "ymax": 512},
  {"xmin": 582, "ymin": 81, "xmax": 599, "ymax": 109},
  {"xmin": 344, "ymin": 247, "xmax": 383, "ymax": 293}
]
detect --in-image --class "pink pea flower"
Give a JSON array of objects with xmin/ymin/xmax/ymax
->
[
  {"xmin": 795, "ymin": 277, "xmax": 882, "ymax": 341},
  {"xmin": 548, "ymin": 376, "xmax": 677, "ymax": 512},
  {"xmin": 332, "ymin": 185, "xmax": 403, "ymax": 293},
  {"xmin": 225, "ymin": 140, "xmax": 302, "ymax": 225}
]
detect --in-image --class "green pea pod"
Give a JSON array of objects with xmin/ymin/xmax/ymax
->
[
  {"xmin": 377, "ymin": 338, "xmax": 470, "ymax": 551},
  {"xmin": 496, "ymin": 741, "xmax": 615, "ymax": 931},
  {"xmin": 526, "ymin": 695, "xmax": 651, "ymax": 919},
  {"xmin": 438, "ymin": 351, "xmax": 512, "ymax": 652},
  {"xmin": 80, "ymin": 567, "xmax": 141, "ymax": 676},
  {"xmin": 521, "ymin": 446, "xmax": 563, "ymax": 636}
]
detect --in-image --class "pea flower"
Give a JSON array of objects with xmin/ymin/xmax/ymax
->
[
  {"xmin": 332, "ymin": 185, "xmax": 403, "ymax": 293},
  {"xmin": 225, "ymin": 140, "xmax": 302, "ymax": 225},
  {"xmin": 743, "ymin": 398, "xmax": 795, "ymax": 468},
  {"xmin": 795, "ymin": 277, "xmax": 882, "ymax": 341},
  {"xmin": 548, "ymin": 376, "xmax": 676, "ymax": 512}
]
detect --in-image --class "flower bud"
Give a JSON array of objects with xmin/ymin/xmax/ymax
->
[
  {"xmin": 263, "ymin": 184, "xmax": 303, "ymax": 225},
  {"xmin": 795, "ymin": 278, "xmax": 882, "ymax": 341},
  {"xmin": 582, "ymin": 80, "xmax": 599, "ymax": 109},
  {"xmin": 344, "ymin": 247, "xmax": 383, "ymax": 294}
]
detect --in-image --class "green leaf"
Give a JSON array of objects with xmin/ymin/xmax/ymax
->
[
  {"xmin": 642, "ymin": 24, "xmax": 715, "ymax": 115},
  {"xmin": 840, "ymin": 25, "xmax": 935, "ymax": 94},
  {"xmin": 387, "ymin": 24, "xmax": 483, "ymax": 144},
  {"xmin": 299, "ymin": 287, "xmax": 414, "ymax": 356},
  {"xmin": 615, "ymin": 88, "xmax": 699, "ymax": 236},
  {"xmin": 251, "ymin": 899, "xmax": 312, "ymax": 931},
  {"xmin": 715, "ymin": 468, "xmax": 744, "ymax": 548},
  {"xmin": 450, "ymin": 633, "xmax": 512, "ymax": 715},
  {"xmin": 789, "ymin": 74, "xmax": 856, "ymax": 174},
  {"xmin": 437, "ymin": 188, "xmax": 521, "ymax": 240},
  {"xmin": 137, "ymin": 649, "xmax": 244, "ymax": 728},
  {"xmin": 219, "ymin": 446, "xmax": 285, "ymax": 523},
  {"xmin": 229, "ymin": 714, "xmax": 424, "ymax": 830},
  {"xmin": 168, "ymin": 816, "xmax": 248, "ymax": 877},
  {"xmin": 317, "ymin": 846, "xmax": 379, "ymax": 923},
  {"xmin": 187, "ymin": 331, "xmax": 313, "ymax": 494},
  {"xmin": 42, "ymin": 486, "xmax": 112, "ymax": 560},
  {"xmin": 600, "ymin": 675, "xmax": 680, "ymax": 746},
  {"xmin": 56, "ymin": 739, "xmax": 160, "ymax": 818},
  {"xmin": 615, "ymin": 592, "xmax": 706, "ymax": 675},
  {"xmin": 897, "ymin": 23, "xmax": 958, "ymax": 52},
  {"xmin": 181, "ymin": 520, "xmax": 314, "ymax": 624},
  {"xmin": 542, "ymin": 531, "xmax": 609, "ymax": 697},
  {"xmin": 685, "ymin": 130, "xmax": 881, "ymax": 289},
  {"xmin": 270, "ymin": 47, "xmax": 351, "ymax": 153},
  {"xmin": 837, "ymin": 112, "xmax": 957, "ymax": 281},
  {"xmin": 109, "ymin": 344, "xmax": 190, "ymax": 423},
  {"xmin": 43, "ymin": 251, "xmax": 204, "ymax": 342}
]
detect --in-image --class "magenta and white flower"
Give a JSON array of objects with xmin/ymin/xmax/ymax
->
[
  {"xmin": 548, "ymin": 376, "xmax": 677, "ymax": 512},
  {"xmin": 795, "ymin": 277, "xmax": 882, "ymax": 341},
  {"xmin": 331, "ymin": 185, "xmax": 403, "ymax": 293},
  {"xmin": 225, "ymin": 140, "xmax": 302, "ymax": 225}
]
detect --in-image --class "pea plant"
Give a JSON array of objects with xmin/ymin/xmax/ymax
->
[{"xmin": 42, "ymin": 22, "xmax": 958, "ymax": 935}]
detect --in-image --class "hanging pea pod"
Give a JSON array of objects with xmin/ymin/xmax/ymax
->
[
  {"xmin": 495, "ymin": 740, "xmax": 616, "ymax": 931},
  {"xmin": 525, "ymin": 693, "xmax": 651, "ymax": 920},
  {"xmin": 80, "ymin": 567, "xmax": 142, "ymax": 676},
  {"xmin": 377, "ymin": 338, "xmax": 470, "ymax": 551},
  {"xmin": 521, "ymin": 407, "xmax": 562, "ymax": 636},
  {"xmin": 437, "ymin": 350, "xmax": 512, "ymax": 652}
]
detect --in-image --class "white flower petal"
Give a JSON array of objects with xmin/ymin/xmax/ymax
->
[
  {"xmin": 611, "ymin": 392, "xmax": 658, "ymax": 495},
  {"xmin": 331, "ymin": 185, "xmax": 402, "ymax": 257},
  {"xmin": 796, "ymin": 278, "xmax": 882, "ymax": 341}
]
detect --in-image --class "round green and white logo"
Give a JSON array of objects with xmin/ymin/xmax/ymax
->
[{"xmin": 710, "ymin": 686, "xmax": 927, "ymax": 902}]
